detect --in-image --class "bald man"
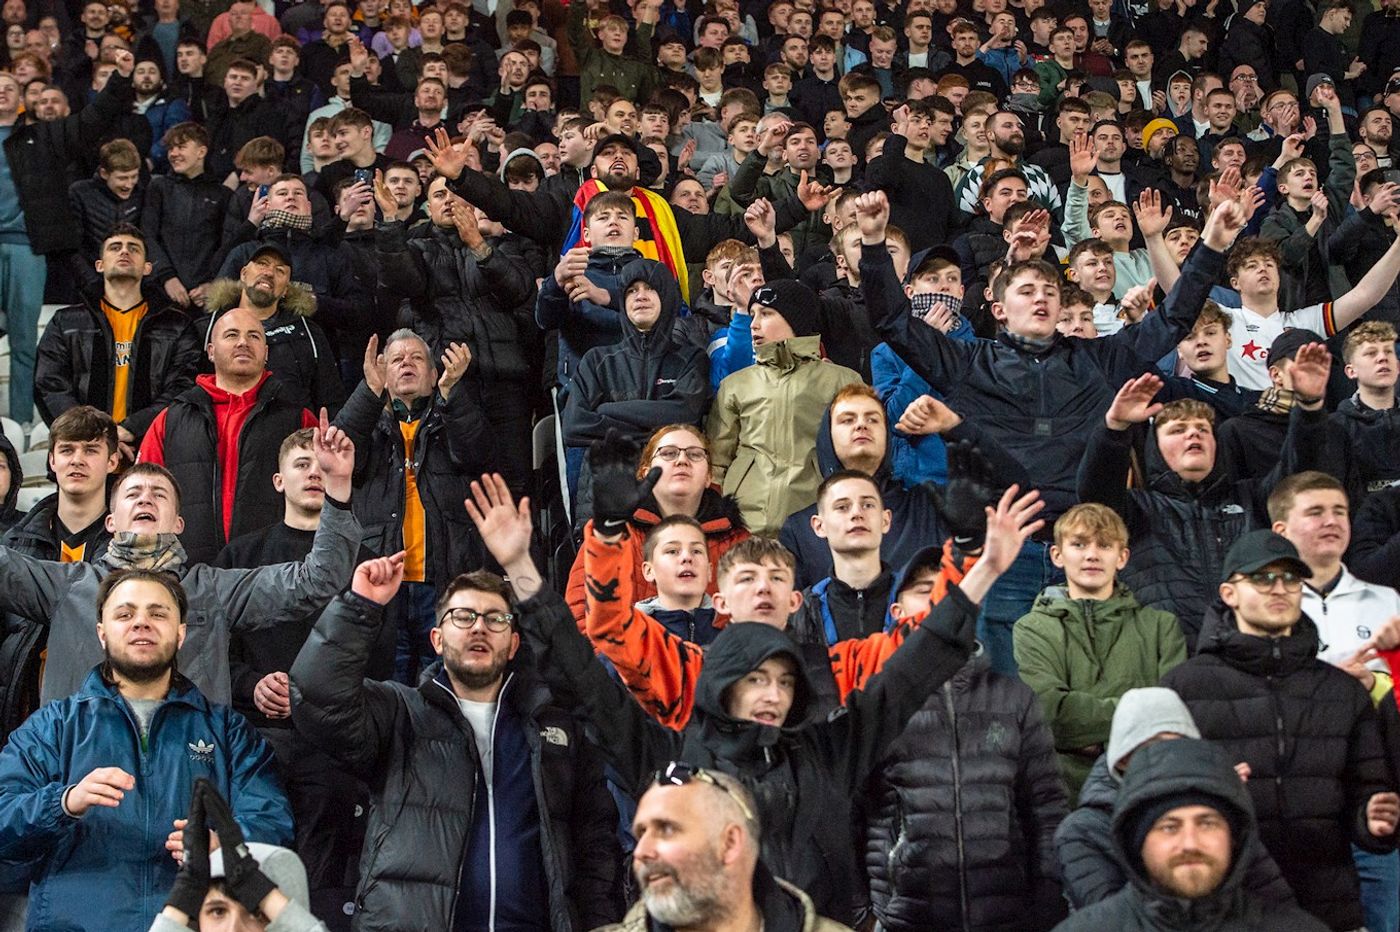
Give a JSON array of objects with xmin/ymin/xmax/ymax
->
[
  {"xmin": 139, "ymin": 306, "xmax": 317, "ymax": 562},
  {"xmin": 601, "ymin": 764, "xmax": 854, "ymax": 932}
]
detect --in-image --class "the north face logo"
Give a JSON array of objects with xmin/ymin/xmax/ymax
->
[
  {"xmin": 188, "ymin": 739, "xmax": 215, "ymax": 763},
  {"xmin": 540, "ymin": 726, "xmax": 569, "ymax": 748}
]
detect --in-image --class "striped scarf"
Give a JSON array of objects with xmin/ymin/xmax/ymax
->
[{"xmin": 563, "ymin": 179, "xmax": 689, "ymax": 297}]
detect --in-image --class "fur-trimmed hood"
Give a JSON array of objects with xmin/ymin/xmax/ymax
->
[{"xmin": 203, "ymin": 277, "xmax": 318, "ymax": 318}]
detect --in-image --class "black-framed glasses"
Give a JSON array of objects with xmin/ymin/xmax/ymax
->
[
  {"xmin": 653, "ymin": 761, "xmax": 757, "ymax": 824},
  {"xmin": 653, "ymin": 445, "xmax": 709, "ymax": 464},
  {"xmin": 439, "ymin": 607, "xmax": 515, "ymax": 631},
  {"xmin": 1232, "ymin": 570, "xmax": 1305, "ymax": 592}
]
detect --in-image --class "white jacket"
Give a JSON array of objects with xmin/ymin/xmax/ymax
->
[{"xmin": 1303, "ymin": 564, "xmax": 1400, "ymax": 669}]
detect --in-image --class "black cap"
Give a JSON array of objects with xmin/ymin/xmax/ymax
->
[
  {"xmin": 1305, "ymin": 73, "xmax": 1336, "ymax": 100},
  {"xmin": 1219, "ymin": 530, "xmax": 1312, "ymax": 583},
  {"xmin": 592, "ymin": 133, "xmax": 639, "ymax": 163},
  {"xmin": 1386, "ymin": 74, "xmax": 1400, "ymax": 97},
  {"xmin": 1266, "ymin": 327, "xmax": 1323, "ymax": 368},
  {"xmin": 751, "ymin": 279, "xmax": 821, "ymax": 337},
  {"xmin": 249, "ymin": 242, "xmax": 293, "ymax": 268},
  {"xmin": 906, "ymin": 245, "xmax": 961, "ymax": 284}
]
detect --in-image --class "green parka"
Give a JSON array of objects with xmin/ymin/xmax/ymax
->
[{"xmin": 1013, "ymin": 584, "xmax": 1187, "ymax": 796}]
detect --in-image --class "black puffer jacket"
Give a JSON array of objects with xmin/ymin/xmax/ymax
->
[
  {"xmin": 1217, "ymin": 17, "xmax": 1280, "ymax": 93},
  {"xmin": 0, "ymin": 438, "xmax": 36, "ymax": 744},
  {"xmin": 332, "ymin": 379, "xmax": 493, "ymax": 587},
  {"xmin": 376, "ymin": 219, "xmax": 538, "ymax": 382},
  {"xmin": 4, "ymin": 72, "xmax": 135, "ymax": 255},
  {"xmin": 67, "ymin": 175, "xmax": 143, "ymax": 289},
  {"xmin": 34, "ymin": 283, "xmax": 201, "ymax": 441},
  {"xmin": 864, "ymin": 650, "xmax": 1068, "ymax": 932},
  {"xmin": 1076, "ymin": 405, "xmax": 1329, "ymax": 651},
  {"xmin": 197, "ymin": 279, "xmax": 347, "ymax": 415},
  {"xmin": 290, "ymin": 591, "xmax": 623, "ymax": 932},
  {"xmin": 1054, "ymin": 754, "xmax": 1296, "ymax": 910},
  {"xmin": 1160, "ymin": 610, "xmax": 1397, "ymax": 931},
  {"xmin": 1054, "ymin": 739, "xmax": 1329, "ymax": 931},
  {"xmin": 519, "ymin": 581, "xmax": 982, "ymax": 926}
]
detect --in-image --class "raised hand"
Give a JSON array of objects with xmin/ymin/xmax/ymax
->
[
  {"xmin": 1288, "ymin": 342, "xmax": 1331, "ymax": 403},
  {"xmin": 678, "ymin": 138, "xmax": 697, "ymax": 171},
  {"xmin": 744, "ymin": 197, "xmax": 777, "ymax": 247},
  {"xmin": 1370, "ymin": 182, "xmax": 1400, "ymax": 217},
  {"xmin": 853, "ymin": 190, "xmax": 890, "ymax": 241},
  {"xmin": 163, "ymin": 785, "xmax": 209, "ymax": 919},
  {"xmin": 363, "ymin": 334, "xmax": 387, "ymax": 395},
  {"xmin": 1201, "ymin": 197, "xmax": 1246, "ymax": 251},
  {"xmin": 347, "ymin": 35, "xmax": 369, "ymax": 74},
  {"xmin": 337, "ymin": 179, "xmax": 373, "ymax": 221},
  {"xmin": 1118, "ymin": 281, "xmax": 1155, "ymax": 323},
  {"xmin": 1134, "ymin": 188, "xmax": 1173, "ymax": 238},
  {"xmin": 465, "ymin": 473, "xmax": 534, "ymax": 568},
  {"xmin": 554, "ymin": 245, "xmax": 590, "ymax": 287},
  {"xmin": 1309, "ymin": 189, "xmax": 1329, "ymax": 220},
  {"xmin": 351, "ymin": 552, "xmax": 406, "ymax": 605},
  {"xmin": 1105, "ymin": 373, "xmax": 1165, "ymax": 429},
  {"xmin": 424, "ymin": 126, "xmax": 471, "ymax": 181},
  {"xmin": 978, "ymin": 484, "xmax": 1046, "ymax": 575},
  {"xmin": 313, "ymin": 407, "xmax": 355, "ymax": 500},
  {"xmin": 758, "ymin": 118, "xmax": 792, "ymax": 157},
  {"xmin": 921, "ymin": 440, "xmax": 1001, "ymax": 546},
  {"xmin": 372, "ymin": 169, "xmax": 398, "ymax": 217},
  {"xmin": 201, "ymin": 782, "xmax": 276, "ymax": 912},
  {"xmin": 437, "ymin": 342, "xmax": 472, "ymax": 399},
  {"xmin": 589, "ymin": 428, "xmax": 662, "ymax": 534},
  {"xmin": 1069, "ymin": 131, "xmax": 1097, "ymax": 182},
  {"xmin": 1239, "ymin": 184, "xmax": 1266, "ymax": 223},
  {"xmin": 797, "ymin": 169, "xmax": 834, "ymax": 212}
]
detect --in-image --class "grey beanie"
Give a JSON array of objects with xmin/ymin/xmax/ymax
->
[
  {"xmin": 1106, "ymin": 687, "xmax": 1200, "ymax": 781},
  {"xmin": 209, "ymin": 843, "xmax": 310, "ymax": 908}
]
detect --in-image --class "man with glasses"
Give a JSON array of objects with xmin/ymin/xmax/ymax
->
[
  {"xmin": 604, "ymin": 762, "xmax": 850, "ymax": 932},
  {"xmin": 1161, "ymin": 529, "xmax": 1400, "ymax": 931},
  {"xmin": 1228, "ymin": 65, "xmax": 1264, "ymax": 131},
  {"xmin": 291, "ymin": 552, "xmax": 624, "ymax": 932},
  {"xmin": 333, "ymin": 329, "xmax": 493, "ymax": 683}
]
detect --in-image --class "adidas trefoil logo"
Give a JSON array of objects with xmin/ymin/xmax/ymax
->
[{"xmin": 188, "ymin": 739, "xmax": 215, "ymax": 763}]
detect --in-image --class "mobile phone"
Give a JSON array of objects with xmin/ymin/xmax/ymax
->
[
  {"xmin": 1384, "ymin": 170, "xmax": 1400, "ymax": 187},
  {"xmin": 354, "ymin": 168, "xmax": 373, "ymax": 184},
  {"xmin": 257, "ymin": 184, "xmax": 269, "ymax": 198}
]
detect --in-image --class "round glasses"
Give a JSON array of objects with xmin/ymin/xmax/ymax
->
[{"xmin": 654, "ymin": 445, "xmax": 709, "ymax": 464}]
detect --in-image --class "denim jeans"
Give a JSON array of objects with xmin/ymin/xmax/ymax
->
[
  {"xmin": 0, "ymin": 241, "xmax": 45, "ymax": 423},
  {"xmin": 1355, "ymin": 844, "xmax": 1399, "ymax": 932},
  {"xmin": 393, "ymin": 580, "xmax": 440, "ymax": 684},
  {"xmin": 977, "ymin": 539, "xmax": 1063, "ymax": 675}
]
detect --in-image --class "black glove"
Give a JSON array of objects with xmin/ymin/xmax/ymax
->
[
  {"xmin": 589, "ymin": 428, "xmax": 662, "ymax": 533},
  {"xmin": 198, "ymin": 779, "xmax": 277, "ymax": 913},
  {"xmin": 164, "ymin": 783, "xmax": 210, "ymax": 917},
  {"xmin": 921, "ymin": 441, "xmax": 1000, "ymax": 550}
]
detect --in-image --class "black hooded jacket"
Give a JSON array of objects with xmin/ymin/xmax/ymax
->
[
  {"xmin": 1349, "ymin": 485, "xmax": 1400, "ymax": 590},
  {"xmin": 1329, "ymin": 392, "xmax": 1400, "ymax": 504},
  {"xmin": 518, "ymin": 581, "xmax": 981, "ymax": 926},
  {"xmin": 1055, "ymin": 753, "xmax": 1296, "ymax": 911},
  {"xmin": 1160, "ymin": 611, "xmax": 1396, "ymax": 930},
  {"xmin": 1077, "ymin": 404, "xmax": 1330, "ymax": 650},
  {"xmin": 1054, "ymin": 739, "xmax": 1329, "ymax": 931}
]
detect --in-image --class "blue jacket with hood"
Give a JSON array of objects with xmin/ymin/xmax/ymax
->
[{"xmin": 0, "ymin": 666, "xmax": 292, "ymax": 932}]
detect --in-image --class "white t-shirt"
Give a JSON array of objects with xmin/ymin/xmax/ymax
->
[
  {"xmin": 457, "ymin": 697, "xmax": 498, "ymax": 780},
  {"xmin": 1093, "ymin": 301, "xmax": 1123, "ymax": 335},
  {"xmin": 1218, "ymin": 301, "xmax": 1334, "ymax": 390},
  {"xmin": 1097, "ymin": 170, "xmax": 1126, "ymax": 203}
]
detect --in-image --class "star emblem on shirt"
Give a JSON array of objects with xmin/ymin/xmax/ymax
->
[{"xmin": 1241, "ymin": 340, "xmax": 1263, "ymax": 359}]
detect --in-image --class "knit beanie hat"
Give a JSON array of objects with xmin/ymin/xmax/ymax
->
[
  {"xmin": 751, "ymin": 279, "xmax": 821, "ymax": 338},
  {"xmin": 1125, "ymin": 790, "xmax": 1242, "ymax": 874},
  {"xmin": 1107, "ymin": 687, "xmax": 1201, "ymax": 781}
]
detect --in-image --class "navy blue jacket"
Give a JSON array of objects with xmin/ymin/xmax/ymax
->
[{"xmin": 0, "ymin": 667, "xmax": 292, "ymax": 931}]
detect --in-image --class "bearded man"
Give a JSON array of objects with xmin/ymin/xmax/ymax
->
[
  {"xmin": 290, "ymin": 552, "xmax": 624, "ymax": 931},
  {"xmin": 0, "ymin": 568, "xmax": 293, "ymax": 932}
]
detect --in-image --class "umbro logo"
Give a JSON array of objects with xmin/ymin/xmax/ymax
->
[{"xmin": 188, "ymin": 739, "xmax": 215, "ymax": 763}]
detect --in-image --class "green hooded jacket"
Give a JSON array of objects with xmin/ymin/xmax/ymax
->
[{"xmin": 1013, "ymin": 584, "xmax": 1186, "ymax": 796}]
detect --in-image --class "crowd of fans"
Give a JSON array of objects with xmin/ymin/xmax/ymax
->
[{"xmin": 2, "ymin": 0, "xmax": 1400, "ymax": 927}]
